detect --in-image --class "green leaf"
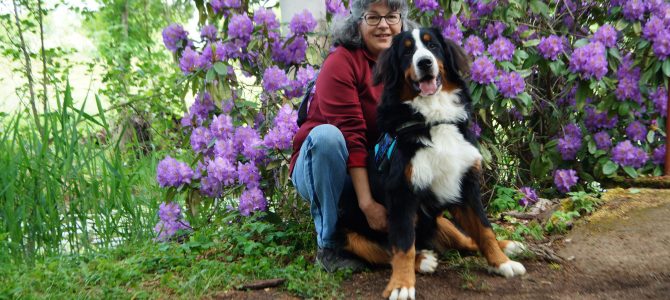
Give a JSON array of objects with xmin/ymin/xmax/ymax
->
[
  {"xmin": 549, "ymin": 60, "xmax": 565, "ymax": 76},
  {"xmin": 618, "ymin": 101, "xmax": 630, "ymax": 116},
  {"xmin": 517, "ymin": 92, "xmax": 532, "ymax": 107},
  {"xmin": 213, "ymin": 62, "xmax": 228, "ymax": 75},
  {"xmin": 602, "ymin": 161, "xmax": 618, "ymax": 176},
  {"xmin": 471, "ymin": 85, "xmax": 483, "ymax": 105},
  {"xmin": 663, "ymin": 59, "xmax": 670, "ymax": 77},
  {"xmin": 575, "ymin": 83, "xmax": 590, "ymax": 109},
  {"xmin": 647, "ymin": 130, "xmax": 655, "ymax": 143},
  {"xmin": 451, "ymin": 0, "xmax": 462, "ymax": 14},
  {"xmin": 523, "ymin": 39, "xmax": 540, "ymax": 48},
  {"xmin": 529, "ymin": 0, "xmax": 550, "ymax": 17},
  {"xmin": 588, "ymin": 139, "xmax": 597, "ymax": 154},
  {"xmin": 205, "ymin": 68, "xmax": 216, "ymax": 83},
  {"xmin": 623, "ymin": 166, "xmax": 638, "ymax": 178},
  {"xmin": 485, "ymin": 84, "xmax": 497, "ymax": 100}
]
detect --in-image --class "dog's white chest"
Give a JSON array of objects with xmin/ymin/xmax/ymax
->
[{"xmin": 409, "ymin": 124, "xmax": 482, "ymax": 204}]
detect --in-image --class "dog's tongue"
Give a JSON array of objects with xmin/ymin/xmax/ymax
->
[{"xmin": 419, "ymin": 78, "xmax": 438, "ymax": 96}]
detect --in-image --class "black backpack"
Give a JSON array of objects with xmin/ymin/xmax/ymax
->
[{"xmin": 296, "ymin": 71, "xmax": 319, "ymax": 127}]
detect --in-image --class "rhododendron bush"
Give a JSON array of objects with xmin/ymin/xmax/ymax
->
[{"xmin": 154, "ymin": 0, "xmax": 668, "ymax": 239}]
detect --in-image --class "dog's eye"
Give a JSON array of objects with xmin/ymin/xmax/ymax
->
[{"xmin": 428, "ymin": 42, "xmax": 438, "ymax": 49}]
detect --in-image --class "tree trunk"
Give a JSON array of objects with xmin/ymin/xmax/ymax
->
[{"xmin": 13, "ymin": 0, "xmax": 43, "ymax": 135}]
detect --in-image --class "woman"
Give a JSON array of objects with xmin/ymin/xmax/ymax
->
[{"xmin": 290, "ymin": 0, "xmax": 417, "ymax": 272}]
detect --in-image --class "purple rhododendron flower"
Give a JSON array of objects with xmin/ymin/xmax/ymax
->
[
  {"xmin": 237, "ymin": 162, "xmax": 260, "ymax": 188},
  {"xmin": 179, "ymin": 48, "xmax": 201, "ymax": 75},
  {"xmin": 200, "ymin": 24, "xmax": 217, "ymax": 41},
  {"xmin": 199, "ymin": 42, "xmax": 227, "ymax": 70},
  {"xmin": 442, "ymin": 26, "xmax": 463, "ymax": 46},
  {"xmin": 594, "ymin": 131, "xmax": 612, "ymax": 150},
  {"xmin": 234, "ymin": 126, "xmax": 266, "ymax": 162},
  {"xmin": 187, "ymin": 92, "xmax": 215, "ymax": 127},
  {"xmin": 158, "ymin": 202, "xmax": 181, "ymax": 222},
  {"xmin": 464, "ymin": 35, "xmax": 485, "ymax": 57},
  {"xmin": 652, "ymin": 145, "xmax": 666, "ymax": 165},
  {"xmin": 162, "ymin": 23, "xmax": 189, "ymax": 53},
  {"xmin": 253, "ymin": 7, "xmax": 280, "ymax": 30},
  {"xmin": 554, "ymin": 169, "xmax": 579, "ymax": 193},
  {"xmin": 326, "ymin": 0, "xmax": 347, "ymax": 16},
  {"xmin": 612, "ymin": 140, "xmax": 648, "ymax": 168},
  {"xmin": 593, "ymin": 24, "xmax": 618, "ymax": 48},
  {"xmin": 471, "ymin": 57, "xmax": 496, "ymax": 84},
  {"xmin": 537, "ymin": 35, "xmax": 566, "ymax": 60},
  {"xmin": 625, "ymin": 121, "xmax": 648, "ymax": 142},
  {"xmin": 584, "ymin": 106, "xmax": 618, "ymax": 132},
  {"xmin": 156, "ymin": 156, "xmax": 194, "ymax": 188},
  {"xmin": 214, "ymin": 139, "xmax": 237, "ymax": 162},
  {"xmin": 239, "ymin": 187, "xmax": 267, "ymax": 216},
  {"xmin": 263, "ymin": 66, "xmax": 289, "ymax": 93},
  {"xmin": 569, "ymin": 42, "xmax": 608, "ymax": 80},
  {"xmin": 652, "ymin": 30, "xmax": 670, "ymax": 60},
  {"xmin": 154, "ymin": 219, "xmax": 190, "ymax": 242},
  {"xmin": 519, "ymin": 187, "xmax": 538, "ymax": 206},
  {"xmin": 650, "ymin": 87, "xmax": 668, "ymax": 117},
  {"xmin": 495, "ymin": 71, "xmax": 525, "ymax": 98},
  {"xmin": 210, "ymin": 0, "xmax": 241, "ymax": 14},
  {"xmin": 615, "ymin": 54, "xmax": 643, "ymax": 104},
  {"xmin": 557, "ymin": 123, "xmax": 583, "ymax": 160},
  {"xmin": 289, "ymin": 10, "xmax": 317, "ymax": 35},
  {"xmin": 228, "ymin": 13, "xmax": 253, "ymax": 42},
  {"xmin": 643, "ymin": 16, "xmax": 665, "ymax": 41},
  {"xmin": 296, "ymin": 65, "xmax": 317, "ymax": 86},
  {"xmin": 210, "ymin": 114, "xmax": 234, "ymax": 140},
  {"xmin": 207, "ymin": 156, "xmax": 237, "ymax": 186},
  {"xmin": 470, "ymin": 122, "xmax": 481, "ymax": 138},
  {"xmin": 485, "ymin": 21, "xmax": 506, "ymax": 40},
  {"xmin": 415, "ymin": 0, "xmax": 439, "ymax": 12},
  {"xmin": 264, "ymin": 104, "xmax": 299, "ymax": 150},
  {"xmin": 622, "ymin": 0, "xmax": 646, "ymax": 21},
  {"xmin": 487, "ymin": 37, "xmax": 515, "ymax": 61},
  {"xmin": 190, "ymin": 126, "xmax": 213, "ymax": 154},
  {"xmin": 284, "ymin": 36, "xmax": 308, "ymax": 64}
]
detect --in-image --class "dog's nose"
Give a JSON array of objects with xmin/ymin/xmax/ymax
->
[{"xmin": 418, "ymin": 58, "xmax": 433, "ymax": 70}]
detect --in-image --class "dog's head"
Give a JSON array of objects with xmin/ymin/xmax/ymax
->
[{"xmin": 374, "ymin": 27, "xmax": 470, "ymax": 100}]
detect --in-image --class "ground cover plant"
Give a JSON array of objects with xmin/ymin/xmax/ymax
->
[{"xmin": 0, "ymin": 0, "xmax": 668, "ymax": 298}]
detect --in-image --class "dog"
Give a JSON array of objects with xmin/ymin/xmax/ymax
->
[{"xmin": 336, "ymin": 28, "xmax": 526, "ymax": 300}]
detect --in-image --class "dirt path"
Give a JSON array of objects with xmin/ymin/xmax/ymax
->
[{"xmin": 341, "ymin": 188, "xmax": 670, "ymax": 299}]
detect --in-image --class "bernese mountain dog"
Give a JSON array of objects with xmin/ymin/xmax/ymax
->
[{"xmin": 336, "ymin": 28, "xmax": 527, "ymax": 300}]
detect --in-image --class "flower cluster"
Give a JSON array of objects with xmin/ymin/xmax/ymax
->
[
  {"xmin": 471, "ymin": 57, "xmax": 496, "ymax": 84},
  {"xmin": 155, "ymin": 202, "xmax": 191, "ymax": 242},
  {"xmin": 557, "ymin": 123, "xmax": 583, "ymax": 160},
  {"xmin": 487, "ymin": 37, "xmax": 515, "ymax": 61},
  {"xmin": 615, "ymin": 54, "xmax": 642, "ymax": 104},
  {"xmin": 264, "ymin": 104, "xmax": 299, "ymax": 150},
  {"xmin": 594, "ymin": 131, "xmax": 612, "ymax": 150},
  {"xmin": 289, "ymin": 10, "xmax": 318, "ymax": 35},
  {"xmin": 652, "ymin": 145, "xmax": 666, "ymax": 165},
  {"xmin": 611, "ymin": 140, "xmax": 648, "ymax": 168},
  {"xmin": 650, "ymin": 87, "xmax": 668, "ymax": 117},
  {"xmin": 593, "ymin": 24, "xmax": 618, "ymax": 48},
  {"xmin": 162, "ymin": 24, "xmax": 189, "ymax": 53},
  {"xmin": 415, "ymin": 0, "xmax": 439, "ymax": 12},
  {"xmin": 156, "ymin": 156, "xmax": 194, "ymax": 188},
  {"xmin": 584, "ymin": 106, "xmax": 618, "ymax": 132},
  {"xmin": 569, "ymin": 42, "xmax": 608, "ymax": 80},
  {"xmin": 554, "ymin": 169, "xmax": 579, "ymax": 193},
  {"xmin": 495, "ymin": 71, "xmax": 525, "ymax": 98},
  {"xmin": 519, "ymin": 187, "xmax": 538, "ymax": 206},
  {"xmin": 464, "ymin": 35, "xmax": 485, "ymax": 57},
  {"xmin": 326, "ymin": 0, "xmax": 347, "ymax": 16},
  {"xmin": 625, "ymin": 121, "xmax": 648, "ymax": 142},
  {"xmin": 537, "ymin": 35, "xmax": 566, "ymax": 60}
]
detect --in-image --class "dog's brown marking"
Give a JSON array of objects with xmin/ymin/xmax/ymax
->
[
  {"xmin": 404, "ymin": 38, "xmax": 413, "ymax": 48},
  {"xmin": 449, "ymin": 207, "xmax": 509, "ymax": 268},
  {"xmin": 422, "ymin": 33, "xmax": 431, "ymax": 43},
  {"xmin": 433, "ymin": 216, "xmax": 478, "ymax": 252},
  {"xmin": 438, "ymin": 63, "xmax": 459, "ymax": 92},
  {"xmin": 400, "ymin": 67, "xmax": 419, "ymax": 101},
  {"xmin": 404, "ymin": 163, "xmax": 414, "ymax": 183},
  {"xmin": 344, "ymin": 232, "xmax": 391, "ymax": 265},
  {"xmin": 383, "ymin": 246, "xmax": 416, "ymax": 298},
  {"xmin": 472, "ymin": 159, "xmax": 482, "ymax": 174}
]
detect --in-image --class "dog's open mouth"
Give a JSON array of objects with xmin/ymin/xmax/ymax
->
[{"xmin": 413, "ymin": 75, "xmax": 442, "ymax": 97}]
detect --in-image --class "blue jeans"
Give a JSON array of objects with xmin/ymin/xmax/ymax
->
[{"xmin": 292, "ymin": 124, "xmax": 350, "ymax": 249}]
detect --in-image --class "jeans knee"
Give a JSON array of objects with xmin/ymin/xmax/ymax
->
[{"xmin": 308, "ymin": 125, "xmax": 347, "ymax": 155}]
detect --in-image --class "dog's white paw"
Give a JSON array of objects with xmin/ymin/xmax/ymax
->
[
  {"xmin": 489, "ymin": 260, "xmax": 526, "ymax": 278},
  {"xmin": 389, "ymin": 287, "xmax": 416, "ymax": 300},
  {"xmin": 503, "ymin": 241, "xmax": 527, "ymax": 257},
  {"xmin": 418, "ymin": 250, "xmax": 438, "ymax": 274}
]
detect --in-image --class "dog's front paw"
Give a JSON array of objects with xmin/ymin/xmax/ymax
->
[
  {"xmin": 488, "ymin": 260, "xmax": 526, "ymax": 278},
  {"xmin": 416, "ymin": 250, "xmax": 438, "ymax": 274},
  {"xmin": 503, "ymin": 241, "xmax": 527, "ymax": 257},
  {"xmin": 387, "ymin": 287, "xmax": 416, "ymax": 300}
]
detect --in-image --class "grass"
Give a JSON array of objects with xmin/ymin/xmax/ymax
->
[{"xmin": 0, "ymin": 213, "xmax": 345, "ymax": 299}]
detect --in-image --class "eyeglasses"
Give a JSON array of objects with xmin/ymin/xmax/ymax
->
[{"xmin": 361, "ymin": 12, "xmax": 401, "ymax": 26}]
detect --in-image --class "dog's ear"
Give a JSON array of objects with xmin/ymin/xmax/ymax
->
[
  {"xmin": 373, "ymin": 40, "xmax": 399, "ymax": 88},
  {"xmin": 432, "ymin": 27, "xmax": 470, "ymax": 78}
]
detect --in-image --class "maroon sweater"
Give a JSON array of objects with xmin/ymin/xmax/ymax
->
[{"xmin": 290, "ymin": 46, "xmax": 383, "ymax": 173}]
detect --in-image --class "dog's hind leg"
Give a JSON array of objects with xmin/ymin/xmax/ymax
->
[
  {"xmin": 433, "ymin": 217, "xmax": 526, "ymax": 256},
  {"xmin": 448, "ymin": 173, "xmax": 526, "ymax": 278},
  {"xmin": 344, "ymin": 232, "xmax": 390, "ymax": 264}
]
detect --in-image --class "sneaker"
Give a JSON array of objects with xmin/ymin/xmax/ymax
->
[{"xmin": 316, "ymin": 247, "xmax": 367, "ymax": 273}]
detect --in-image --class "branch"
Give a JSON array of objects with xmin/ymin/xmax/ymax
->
[
  {"xmin": 38, "ymin": 0, "xmax": 48, "ymax": 137},
  {"xmin": 12, "ymin": 0, "xmax": 43, "ymax": 135}
]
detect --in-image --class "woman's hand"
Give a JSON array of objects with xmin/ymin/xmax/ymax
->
[{"xmin": 360, "ymin": 199, "xmax": 388, "ymax": 232}]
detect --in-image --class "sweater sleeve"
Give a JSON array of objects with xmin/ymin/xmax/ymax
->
[{"xmin": 316, "ymin": 49, "xmax": 369, "ymax": 168}]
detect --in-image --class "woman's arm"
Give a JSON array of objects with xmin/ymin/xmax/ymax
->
[{"xmin": 350, "ymin": 167, "xmax": 387, "ymax": 231}]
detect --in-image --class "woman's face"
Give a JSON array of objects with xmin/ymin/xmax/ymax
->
[{"xmin": 359, "ymin": 1, "xmax": 403, "ymax": 58}]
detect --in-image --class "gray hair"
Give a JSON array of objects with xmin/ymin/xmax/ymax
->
[{"xmin": 331, "ymin": 0, "xmax": 418, "ymax": 49}]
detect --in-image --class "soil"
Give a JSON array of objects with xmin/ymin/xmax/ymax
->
[{"xmin": 217, "ymin": 188, "xmax": 670, "ymax": 299}]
